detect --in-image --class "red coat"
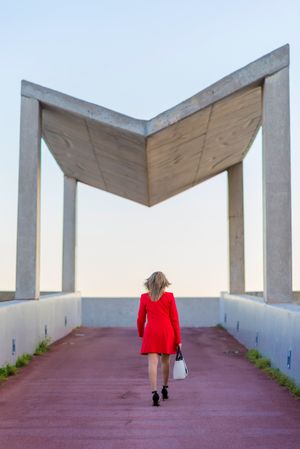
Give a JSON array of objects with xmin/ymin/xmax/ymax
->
[{"xmin": 137, "ymin": 291, "xmax": 181, "ymax": 355}]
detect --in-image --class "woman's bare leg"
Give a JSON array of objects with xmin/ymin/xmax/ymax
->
[
  {"xmin": 161, "ymin": 354, "xmax": 170, "ymax": 385},
  {"xmin": 147, "ymin": 353, "xmax": 159, "ymax": 391}
]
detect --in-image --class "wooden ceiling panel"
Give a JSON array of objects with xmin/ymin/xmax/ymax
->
[
  {"xmin": 193, "ymin": 86, "xmax": 262, "ymax": 184},
  {"xmin": 147, "ymin": 107, "xmax": 211, "ymax": 201},
  {"xmin": 88, "ymin": 121, "xmax": 146, "ymax": 167},
  {"xmin": 147, "ymin": 87, "xmax": 261, "ymax": 205}
]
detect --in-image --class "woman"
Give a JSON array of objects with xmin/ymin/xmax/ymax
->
[{"xmin": 137, "ymin": 271, "xmax": 182, "ymax": 406}]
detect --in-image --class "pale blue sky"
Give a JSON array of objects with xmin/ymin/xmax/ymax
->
[{"xmin": 1, "ymin": 1, "xmax": 299, "ymax": 296}]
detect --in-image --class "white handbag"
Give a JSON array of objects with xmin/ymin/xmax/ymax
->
[{"xmin": 173, "ymin": 347, "xmax": 188, "ymax": 379}]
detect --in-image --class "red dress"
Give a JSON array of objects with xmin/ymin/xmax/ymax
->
[{"xmin": 137, "ymin": 291, "xmax": 181, "ymax": 355}]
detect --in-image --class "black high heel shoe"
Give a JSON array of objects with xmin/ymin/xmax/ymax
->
[
  {"xmin": 161, "ymin": 385, "xmax": 168, "ymax": 400},
  {"xmin": 152, "ymin": 390, "xmax": 160, "ymax": 406}
]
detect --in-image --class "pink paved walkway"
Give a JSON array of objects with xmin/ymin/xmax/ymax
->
[{"xmin": 0, "ymin": 326, "xmax": 300, "ymax": 449}]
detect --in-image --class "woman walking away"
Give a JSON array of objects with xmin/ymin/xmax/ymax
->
[{"xmin": 137, "ymin": 271, "xmax": 182, "ymax": 406}]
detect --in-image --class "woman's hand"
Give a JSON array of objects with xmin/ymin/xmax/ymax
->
[{"xmin": 177, "ymin": 343, "xmax": 182, "ymax": 349}]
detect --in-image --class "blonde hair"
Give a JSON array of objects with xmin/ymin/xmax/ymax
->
[{"xmin": 144, "ymin": 271, "xmax": 171, "ymax": 302}]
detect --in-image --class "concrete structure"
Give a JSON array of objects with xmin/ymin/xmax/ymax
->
[
  {"xmin": 62, "ymin": 175, "xmax": 77, "ymax": 293},
  {"xmin": 15, "ymin": 97, "xmax": 41, "ymax": 300},
  {"xmin": 262, "ymin": 67, "xmax": 293, "ymax": 303},
  {"xmin": 15, "ymin": 43, "xmax": 293, "ymax": 305},
  {"xmin": 4, "ymin": 44, "xmax": 298, "ymax": 387},
  {"xmin": 227, "ymin": 161, "xmax": 245, "ymax": 294}
]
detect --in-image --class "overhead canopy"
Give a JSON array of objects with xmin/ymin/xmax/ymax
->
[{"xmin": 21, "ymin": 44, "xmax": 289, "ymax": 207}]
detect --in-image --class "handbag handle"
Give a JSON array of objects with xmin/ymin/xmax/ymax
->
[{"xmin": 176, "ymin": 346, "xmax": 183, "ymax": 361}]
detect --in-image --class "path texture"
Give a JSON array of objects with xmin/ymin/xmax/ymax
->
[{"xmin": 0, "ymin": 326, "xmax": 300, "ymax": 449}]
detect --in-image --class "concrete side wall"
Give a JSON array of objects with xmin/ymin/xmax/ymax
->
[
  {"xmin": 220, "ymin": 292, "xmax": 300, "ymax": 387},
  {"xmin": 82, "ymin": 297, "xmax": 220, "ymax": 327},
  {"xmin": 0, "ymin": 293, "xmax": 81, "ymax": 366}
]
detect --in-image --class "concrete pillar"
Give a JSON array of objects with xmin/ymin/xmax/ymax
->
[
  {"xmin": 62, "ymin": 175, "xmax": 77, "ymax": 292},
  {"xmin": 262, "ymin": 67, "xmax": 292, "ymax": 303},
  {"xmin": 15, "ymin": 97, "xmax": 41, "ymax": 300},
  {"xmin": 227, "ymin": 161, "xmax": 245, "ymax": 294}
]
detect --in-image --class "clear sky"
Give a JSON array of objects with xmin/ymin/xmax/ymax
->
[{"xmin": 1, "ymin": 1, "xmax": 299, "ymax": 297}]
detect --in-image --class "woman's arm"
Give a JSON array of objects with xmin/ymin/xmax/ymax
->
[
  {"xmin": 137, "ymin": 294, "xmax": 146, "ymax": 337},
  {"xmin": 169, "ymin": 293, "xmax": 181, "ymax": 345}
]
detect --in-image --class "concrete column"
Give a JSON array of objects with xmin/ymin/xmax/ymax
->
[
  {"xmin": 227, "ymin": 161, "xmax": 245, "ymax": 294},
  {"xmin": 62, "ymin": 175, "xmax": 77, "ymax": 292},
  {"xmin": 262, "ymin": 67, "xmax": 292, "ymax": 303},
  {"xmin": 15, "ymin": 96, "xmax": 41, "ymax": 300}
]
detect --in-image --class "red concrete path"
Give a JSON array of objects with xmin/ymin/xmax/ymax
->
[{"xmin": 0, "ymin": 327, "xmax": 300, "ymax": 449}]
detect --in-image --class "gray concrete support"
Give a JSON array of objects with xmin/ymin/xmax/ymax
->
[
  {"xmin": 227, "ymin": 161, "xmax": 245, "ymax": 294},
  {"xmin": 262, "ymin": 67, "xmax": 292, "ymax": 303},
  {"xmin": 15, "ymin": 97, "xmax": 41, "ymax": 300},
  {"xmin": 62, "ymin": 175, "xmax": 77, "ymax": 292}
]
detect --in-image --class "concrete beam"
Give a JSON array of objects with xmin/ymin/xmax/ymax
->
[
  {"xmin": 262, "ymin": 66, "xmax": 292, "ymax": 303},
  {"xmin": 227, "ymin": 162, "xmax": 245, "ymax": 294},
  {"xmin": 15, "ymin": 97, "xmax": 41, "ymax": 300},
  {"xmin": 62, "ymin": 175, "xmax": 77, "ymax": 292},
  {"xmin": 147, "ymin": 44, "xmax": 289, "ymax": 135},
  {"xmin": 21, "ymin": 44, "xmax": 289, "ymax": 137},
  {"xmin": 21, "ymin": 81, "xmax": 146, "ymax": 136}
]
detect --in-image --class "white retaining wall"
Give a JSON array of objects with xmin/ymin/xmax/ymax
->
[
  {"xmin": 220, "ymin": 292, "xmax": 300, "ymax": 387},
  {"xmin": 0, "ymin": 292, "xmax": 81, "ymax": 366},
  {"xmin": 81, "ymin": 297, "xmax": 220, "ymax": 327}
]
